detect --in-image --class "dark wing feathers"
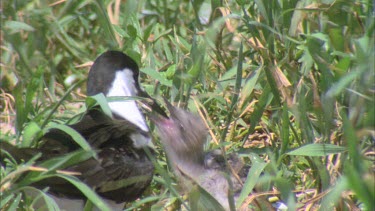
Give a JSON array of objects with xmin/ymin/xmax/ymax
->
[{"xmin": 1, "ymin": 109, "xmax": 154, "ymax": 203}]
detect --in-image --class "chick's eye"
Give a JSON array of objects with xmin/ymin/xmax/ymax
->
[{"xmin": 179, "ymin": 123, "xmax": 184, "ymax": 130}]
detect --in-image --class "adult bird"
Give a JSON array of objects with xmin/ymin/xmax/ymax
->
[
  {"xmin": 150, "ymin": 100, "xmax": 246, "ymax": 211},
  {"xmin": 1, "ymin": 51, "xmax": 166, "ymax": 210}
]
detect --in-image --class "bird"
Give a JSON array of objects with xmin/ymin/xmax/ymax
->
[
  {"xmin": 149, "ymin": 100, "xmax": 246, "ymax": 211},
  {"xmin": 1, "ymin": 51, "xmax": 166, "ymax": 210}
]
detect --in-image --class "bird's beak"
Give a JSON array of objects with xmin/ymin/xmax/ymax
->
[
  {"xmin": 161, "ymin": 97, "xmax": 181, "ymax": 119},
  {"xmin": 147, "ymin": 110, "xmax": 171, "ymax": 130},
  {"xmin": 138, "ymin": 90, "xmax": 168, "ymax": 118},
  {"xmin": 145, "ymin": 97, "xmax": 179, "ymax": 128},
  {"xmin": 150, "ymin": 98, "xmax": 168, "ymax": 118}
]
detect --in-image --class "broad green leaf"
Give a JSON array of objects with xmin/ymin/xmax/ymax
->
[
  {"xmin": 6, "ymin": 193, "xmax": 22, "ymax": 210},
  {"xmin": 141, "ymin": 67, "xmax": 172, "ymax": 87},
  {"xmin": 335, "ymin": 56, "xmax": 351, "ymax": 76},
  {"xmin": 220, "ymin": 66, "xmax": 237, "ymax": 81},
  {"xmin": 236, "ymin": 153, "xmax": 267, "ymax": 207},
  {"xmin": 279, "ymin": 103, "xmax": 290, "ymax": 156},
  {"xmin": 164, "ymin": 64, "xmax": 176, "ymax": 78},
  {"xmin": 345, "ymin": 163, "xmax": 374, "ymax": 210},
  {"xmin": 5, "ymin": 20, "xmax": 35, "ymax": 32},
  {"xmin": 127, "ymin": 25, "xmax": 138, "ymax": 38},
  {"xmin": 23, "ymin": 187, "xmax": 60, "ymax": 211},
  {"xmin": 241, "ymin": 65, "xmax": 262, "ymax": 103},
  {"xmin": 286, "ymin": 144, "xmax": 346, "ymax": 156},
  {"xmin": 189, "ymin": 185, "xmax": 226, "ymax": 211},
  {"xmin": 14, "ymin": 82, "xmax": 26, "ymax": 135},
  {"xmin": 86, "ymin": 93, "xmax": 112, "ymax": 118},
  {"xmin": 0, "ymin": 193, "xmax": 15, "ymax": 209},
  {"xmin": 321, "ymin": 176, "xmax": 348, "ymax": 210},
  {"xmin": 126, "ymin": 196, "xmax": 160, "ymax": 210},
  {"xmin": 328, "ymin": 28, "xmax": 345, "ymax": 51},
  {"xmin": 57, "ymin": 174, "xmax": 111, "ymax": 211},
  {"xmin": 113, "ymin": 25, "xmax": 129, "ymax": 38},
  {"xmin": 152, "ymin": 28, "xmax": 172, "ymax": 43},
  {"xmin": 22, "ymin": 122, "xmax": 42, "ymax": 147},
  {"xmin": 325, "ymin": 70, "xmax": 362, "ymax": 99},
  {"xmin": 20, "ymin": 150, "xmax": 94, "ymax": 185},
  {"xmin": 45, "ymin": 123, "xmax": 92, "ymax": 152}
]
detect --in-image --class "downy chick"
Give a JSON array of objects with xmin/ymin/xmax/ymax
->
[{"xmin": 151, "ymin": 101, "xmax": 244, "ymax": 211}]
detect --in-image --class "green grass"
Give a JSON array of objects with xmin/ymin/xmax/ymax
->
[{"xmin": 1, "ymin": 0, "xmax": 374, "ymax": 210}]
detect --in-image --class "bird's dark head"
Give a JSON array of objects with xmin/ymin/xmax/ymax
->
[
  {"xmin": 86, "ymin": 51, "xmax": 166, "ymax": 133},
  {"xmin": 87, "ymin": 51, "xmax": 140, "ymax": 96},
  {"xmin": 150, "ymin": 100, "xmax": 207, "ymax": 162}
]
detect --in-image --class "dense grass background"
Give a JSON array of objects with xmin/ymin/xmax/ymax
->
[{"xmin": 1, "ymin": 0, "xmax": 374, "ymax": 210}]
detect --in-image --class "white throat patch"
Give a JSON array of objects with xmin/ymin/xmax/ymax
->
[{"xmin": 106, "ymin": 69, "xmax": 149, "ymax": 133}]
